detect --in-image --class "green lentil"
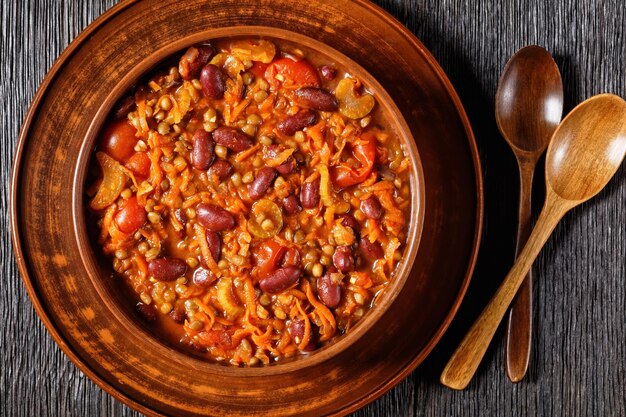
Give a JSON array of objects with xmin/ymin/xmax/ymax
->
[
  {"xmin": 258, "ymin": 135, "xmax": 273, "ymax": 146},
  {"xmin": 254, "ymin": 90, "xmax": 268, "ymax": 103},
  {"xmin": 242, "ymin": 172, "xmax": 255, "ymax": 184},
  {"xmin": 215, "ymin": 144, "xmax": 227, "ymax": 159},
  {"xmin": 312, "ymin": 263, "xmax": 324, "ymax": 278},
  {"xmin": 242, "ymin": 72, "xmax": 255, "ymax": 85},
  {"xmin": 159, "ymin": 96, "xmax": 172, "ymax": 111},
  {"xmin": 246, "ymin": 114, "xmax": 263, "ymax": 126},
  {"xmin": 241, "ymin": 124, "xmax": 256, "ymax": 137}
]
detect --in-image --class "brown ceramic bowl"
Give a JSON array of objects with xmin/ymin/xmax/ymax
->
[
  {"xmin": 11, "ymin": 1, "xmax": 482, "ymax": 416},
  {"xmin": 75, "ymin": 27, "xmax": 425, "ymax": 369}
]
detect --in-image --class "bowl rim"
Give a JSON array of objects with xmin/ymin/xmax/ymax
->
[
  {"xmin": 9, "ymin": 0, "xmax": 483, "ymax": 415},
  {"xmin": 71, "ymin": 25, "xmax": 425, "ymax": 375}
]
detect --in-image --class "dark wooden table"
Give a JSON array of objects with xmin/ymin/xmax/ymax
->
[{"xmin": 2, "ymin": 1, "xmax": 625, "ymax": 416}]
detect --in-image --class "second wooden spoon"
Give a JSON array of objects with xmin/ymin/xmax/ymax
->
[
  {"xmin": 441, "ymin": 93, "xmax": 626, "ymax": 390},
  {"xmin": 495, "ymin": 45, "xmax": 563, "ymax": 382}
]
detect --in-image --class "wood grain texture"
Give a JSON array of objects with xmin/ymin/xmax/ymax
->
[{"xmin": 2, "ymin": 1, "xmax": 624, "ymax": 417}]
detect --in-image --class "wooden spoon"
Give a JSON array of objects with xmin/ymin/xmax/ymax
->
[
  {"xmin": 495, "ymin": 45, "xmax": 563, "ymax": 382},
  {"xmin": 441, "ymin": 94, "xmax": 626, "ymax": 390}
]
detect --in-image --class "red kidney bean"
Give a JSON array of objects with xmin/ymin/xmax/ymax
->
[
  {"xmin": 294, "ymin": 87, "xmax": 338, "ymax": 111},
  {"xmin": 320, "ymin": 65, "xmax": 337, "ymax": 81},
  {"xmin": 193, "ymin": 267, "xmax": 217, "ymax": 288},
  {"xmin": 301, "ymin": 177, "xmax": 320, "ymax": 209},
  {"xmin": 317, "ymin": 271, "xmax": 341, "ymax": 308},
  {"xmin": 282, "ymin": 195, "xmax": 302, "ymax": 214},
  {"xmin": 266, "ymin": 145, "xmax": 297, "ymax": 175},
  {"xmin": 277, "ymin": 109, "xmax": 317, "ymax": 136},
  {"xmin": 196, "ymin": 203, "xmax": 236, "ymax": 231},
  {"xmin": 136, "ymin": 302, "xmax": 157, "ymax": 322},
  {"xmin": 259, "ymin": 266, "xmax": 302, "ymax": 294},
  {"xmin": 174, "ymin": 208, "xmax": 187, "ymax": 226},
  {"xmin": 280, "ymin": 247, "xmax": 301, "ymax": 268},
  {"xmin": 248, "ymin": 167, "xmax": 278, "ymax": 200},
  {"xmin": 148, "ymin": 257, "xmax": 187, "ymax": 281},
  {"xmin": 200, "ymin": 63, "xmax": 225, "ymax": 99},
  {"xmin": 340, "ymin": 213, "xmax": 360, "ymax": 233},
  {"xmin": 360, "ymin": 196, "xmax": 383, "ymax": 219},
  {"xmin": 332, "ymin": 245, "xmax": 354, "ymax": 273},
  {"xmin": 208, "ymin": 159, "xmax": 233, "ymax": 180},
  {"xmin": 170, "ymin": 302, "xmax": 187, "ymax": 323},
  {"xmin": 205, "ymin": 231, "xmax": 221, "ymax": 261},
  {"xmin": 212, "ymin": 126, "xmax": 253, "ymax": 152},
  {"xmin": 113, "ymin": 96, "xmax": 135, "ymax": 120},
  {"xmin": 179, "ymin": 44, "xmax": 215, "ymax": 80},
  {"xmin": 191, "ymin": 129, "xmax": 214, "ymax": 170},
  {"xmin": 287, "ymin": 318, "xmax": 316, "ymax": 351},
  {"xmin": 359, "ymin": 238, "xmax": 384, "ymax": 260},
  {"xmin": 276, "ymin": 158, "xmax": 297, "ymax": 175}
]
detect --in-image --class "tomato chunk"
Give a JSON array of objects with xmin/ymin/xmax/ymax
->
[
  {"xmin": 330, "ymin": 132, "xmax": 377, "ymax": 189},
  {"xmin": 99, "ymin": 119, "xmax": 138, "ymax": 162},
  {"xmin": 252, "ymin": 239, "xmax": 287, "ymax": 279},
  {"xmin": 115, "ymin": 196, "xmax": 146, "ymax": 234},
  {"xmin": 264, "ymin": 57, "xmax": 321, "ymax": 89},
  {"xmin": 125, "ymin": 151, "xmax": 151, "ymax": 178}
]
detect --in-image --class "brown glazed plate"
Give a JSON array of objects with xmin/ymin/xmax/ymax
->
[{"xmin": 10, "ymin": 1, "xmax": 482, "ymax": 416}]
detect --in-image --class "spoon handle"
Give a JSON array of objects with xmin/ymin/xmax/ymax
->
[
  {"xmin": 440, "ymin": 195, "xmax": 568, "ymax": 390},
  {"xmin": 505, "ymin": 159, "xmax": 535, "ymax": 382}
]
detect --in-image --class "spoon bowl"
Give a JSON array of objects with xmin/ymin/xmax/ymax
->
[
  {"xmin": 547, "ymin": 94, "xmax": 626, "ymax": 202},
  {"xmin": 441, "ymin": 93, "xmax": 626, "ymax": 390},
  {"xmin": 496, "ymin": 45, "xmax": 563, "ymax": 154}
]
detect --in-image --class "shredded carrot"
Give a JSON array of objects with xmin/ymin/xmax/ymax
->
[
  {"xmin": 234, "ymin": 143, "xmax": 261, "ymax": 162},
  {"xmin": 193, "ymin": 224, "xmax": 222, "ymax": 277}
]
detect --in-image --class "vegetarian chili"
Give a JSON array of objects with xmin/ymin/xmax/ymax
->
[{"xmin": 87, "ymin": 38, "xmax": 411, "ymax": 366}]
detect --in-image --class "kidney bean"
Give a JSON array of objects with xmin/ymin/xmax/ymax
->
[
  {"xmin": 277, "ymin": 109, "xmax": 317, "ymax": 136},
  {"xmin": 205, "ymin": 231, "xmax": 222, "ymax": 261},
  {"xmin": 174, "ymin": 208, "xmax": 187, "ymax": 226},
  {"xmin": 212, "ymin": 126, "xmax": 253, "ymax": 152},
  {"xmin": 209, "ymin": 159, "xmax": 233, "ymax": 180},
  {"xmin": 287, "ymin": 318, "xmax": 316, "ymax": 351},
  {"xmin": 294, "ymin": 87, "xmax": 338, "ymax": 111},
  {"xmin": 360, "ymin": 196, "xmax": 383, "ymax": 219},
  {"xmin": 113, "ymin": 96, "xmax": 136, "ymax": 120},
  {"xmin": 340, "ymin": 213, "xmax": 360, "ymax": 233},
  {"xmin": 196, "ymin": 203, "xmax": 236, "ymax": 231},
  {"xmin": 276, "ymin": 158, "xmax": 297, "ymax": 175},
  {"xmin": 280, "ymin": 247, "xmax": 301, "ymax": 268},
  {"xmin": 136, "ymin": 302, "xmax": 157, "ymax": 322},
  {"xmin": 320, "ymin": 65, "xmax": 337, "ymax": 81},
  {"xmin": 282, "ymin": 195, "xmax": 302, "ymax": 215},
  {"xmin": 301, "ymin": 177, "xmax": 320, "ymax": 209},
  {"xmin": 259, "ymin": 266, "xmax": 302, "ymax": 294},
  {"xmin": 148, "ymin": 257, "xmax": 187, "ymax": 281},
  {"xmin": 248, "ymin": 167, "xmax": 278, "ymax": 200},
  {"xmin": 179, "ymin": 44, "xmax": 215, "ymax": 80},
  {"xmin": 191, "ymin": 129, "xmax": 214, "ymax": 170},
  {"xmin": 317, "ymin": 271, "xmax": 341, "ymax": 308},
  {"xmin": 332, "ymin": 245, "xmax": 354, "ymax": 273},
  {"xmin": 200, "ymin": 63, "xmax": 225, "ymax": 99},
  {"xmin": 170, "ymin": 302, "xmax": 187, "ymax": 323},
  {"xmin": 266, "ymin": 145, "xmax": 297, "ymax": 175},
  {"xmin": 193, "ymin": 267, "xmax": 217, "ymax": 288},
  {"xmin": 359, "ymin": 238, "xmax": 384, "ymax": 260}
]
